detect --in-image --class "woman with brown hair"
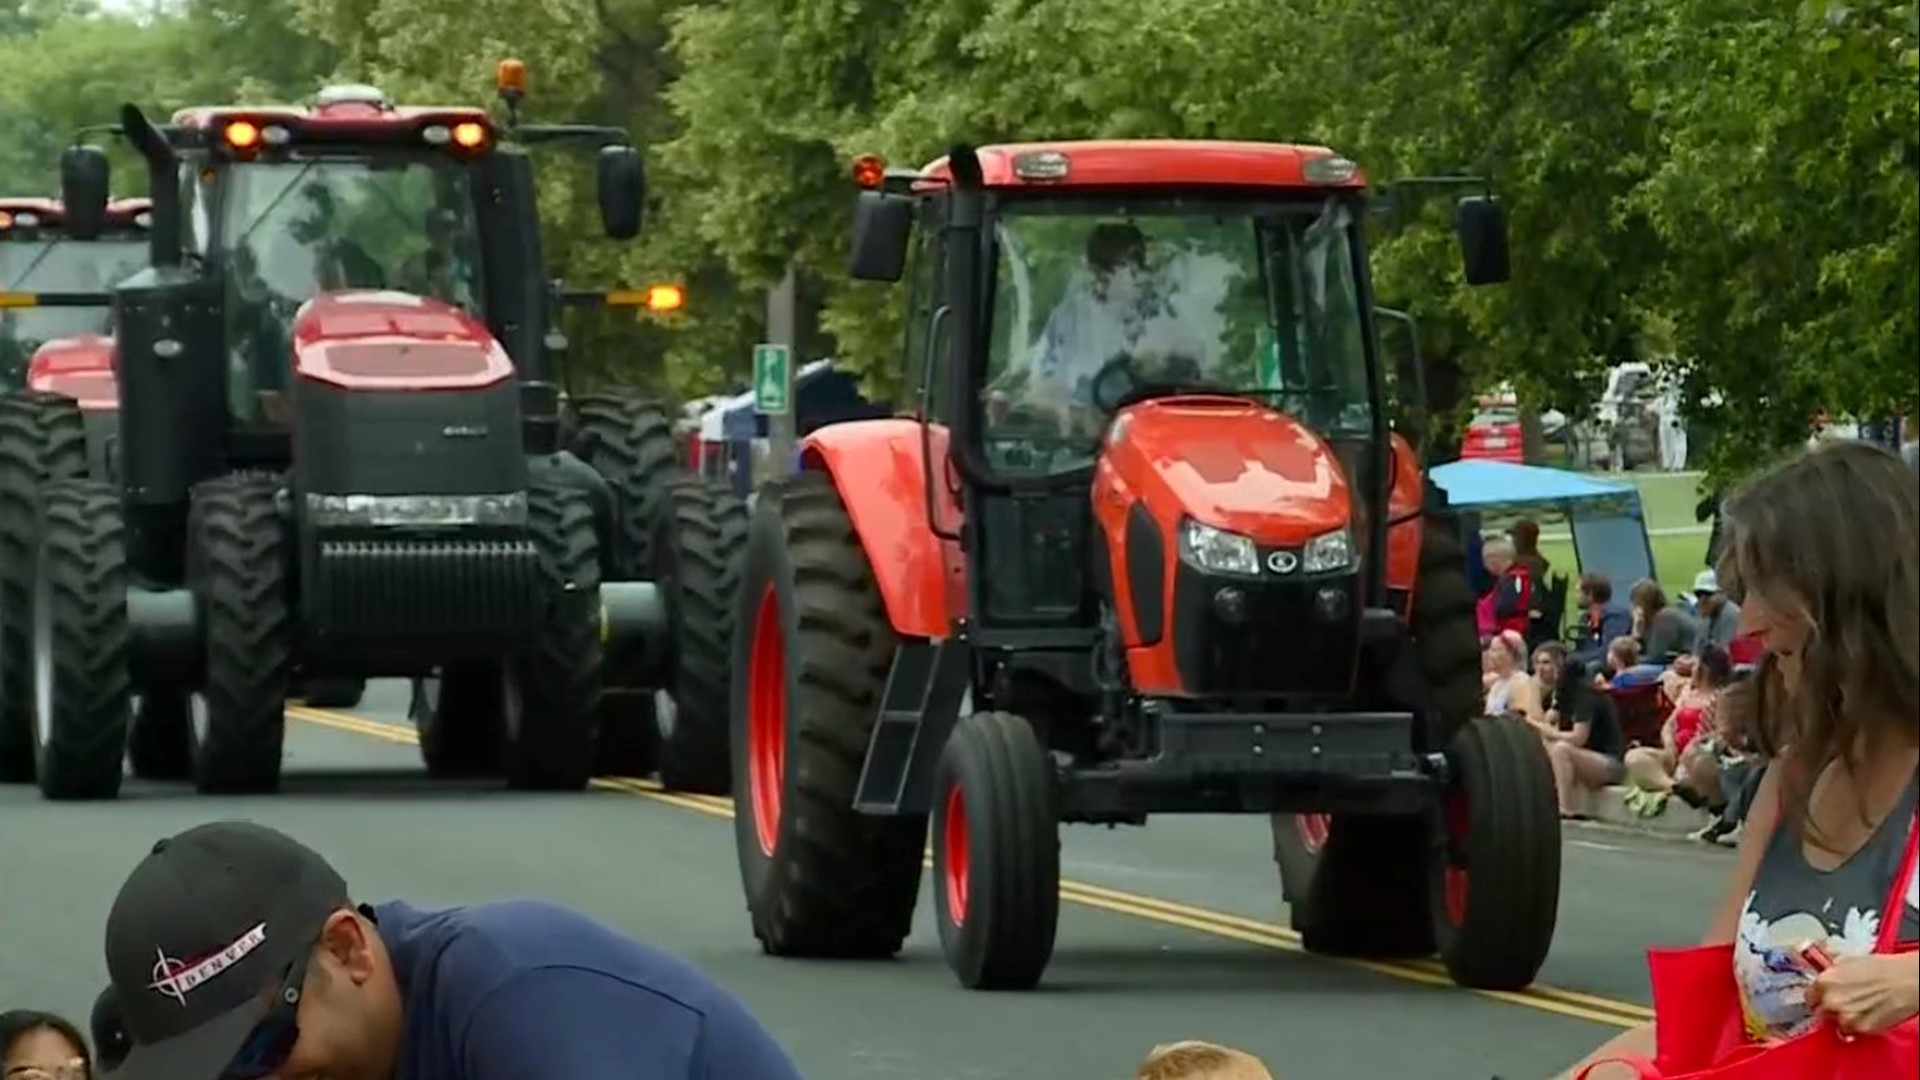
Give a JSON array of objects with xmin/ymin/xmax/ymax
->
[
  {"xmin": 1556, "ymin": 440, "xmax": 1919, "ymax": 1077},
  {"xmin": 1628, "ymin": 578, "xmax": 1700, "ymax": 666}
]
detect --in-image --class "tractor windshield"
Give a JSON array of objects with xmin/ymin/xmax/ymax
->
[
  {"xmin": 983, "ymin": 195, "xmax": 1373, "ymax": 473},
  {"xmin": 0, "ymin": 239, "xmax": 147, "ymax": 389},
  {"xmin": 218, "ymin": 158, "xmax": 483, "ymax": 422}
]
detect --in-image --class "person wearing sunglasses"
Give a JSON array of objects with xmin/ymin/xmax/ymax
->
[{"xmin": 98, "ymin": 821, "xmax": 804, "ymax": 1080}]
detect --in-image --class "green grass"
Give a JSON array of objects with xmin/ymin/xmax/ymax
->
[{"xmin": 1492, "ymin": 469, "xmax": 1709, "ymax": 594}]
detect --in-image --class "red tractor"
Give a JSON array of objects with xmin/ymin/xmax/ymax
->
[
  {"xmin": 728, "ymin": 141, "xmax": 1561, "ymax": 993},
  {"xmin": 1, "ymin": 67, "xmax": 744, "ymax": 800}
]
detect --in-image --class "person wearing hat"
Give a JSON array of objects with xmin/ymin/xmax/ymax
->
[
  {"xmin": 1688, "ymin": 568, "xmax": 1742, "ymax": 655},
  {"xmin": 98, "ymin": 821, "xmax": 802, "ymax": 1080}
]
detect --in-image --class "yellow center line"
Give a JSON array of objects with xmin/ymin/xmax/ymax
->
[{"xmin": 289, "ymin": 707, "xmax": 1652, "ymax": 1027}]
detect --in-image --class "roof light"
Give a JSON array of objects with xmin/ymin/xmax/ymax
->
[
  {"xmin": 0, "ymin": 212, "xmax": 11, "ymax": 229},
  {"xmin": 851, "ymin": 154, "xmax": 886, "ymax": 189},
  {"xmin": 1304, "ymin": 155, "xmax": 1358, "ymax": 185},
  {"xmin": 1012, "ymin": 150, "xmax": 1070, "ymax": 181},
  {"xmin": 314, "ymin": 84, "xmax": 391, "ymax": 109},
  {"xmin": 422, "ymin": 125, "xmax": 451, "ymax": 146},
  {"xmin": 224, "ymin": 121, "xmax": 261, "ymax": 150},
  {"xmin": 497, "ymin": 59, "xmax": 528, "ymax": 95},
  {"xmin": 261, "ymin": 124, "xmax": 292, "ymax": 146},
  {"xmin": 13, "ymin": 212, "xmax": 36, "ymax": 229},
  {"xmin": 134, "ymin": 211, "xmax": 152, "ymax": 228},
  {"xmin": 451, "ymin": 122, "xmax": 487, "ymax": 149}
]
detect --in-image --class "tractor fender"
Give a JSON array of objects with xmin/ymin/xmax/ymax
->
[
  {"xmin": 1385, "ymin": 432, "xmax": 1424, "ymax": 594},
  {"xmin": 798, "ymin": 419, "xmax": 962, "ymax": 640}
]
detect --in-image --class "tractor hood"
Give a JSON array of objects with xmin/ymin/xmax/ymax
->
[
  {"xmin": 291, "ymin": 291, "xmax": 513, "ymax": 393},
  {"xmin": 1099, "ymin": 395, "xmax": 1351, "ymax": 546},
  {"xmin": 27, "ymin": 334, "xmax": 119, "ymax": 410}
]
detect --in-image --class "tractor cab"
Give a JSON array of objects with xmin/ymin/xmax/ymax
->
[{"xmin": 1, "ymin": 197, "xmax": 149, "ymax": 393}]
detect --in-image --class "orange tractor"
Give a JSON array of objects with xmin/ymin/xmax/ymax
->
[{"xmin": 727, "ymin": 141, "xmax": 1561, "ymax": 992}]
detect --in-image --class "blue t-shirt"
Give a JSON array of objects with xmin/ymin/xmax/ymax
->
[{"xmin": 374, "ymin": 898, "xmax": 804, "ymax": 1080}]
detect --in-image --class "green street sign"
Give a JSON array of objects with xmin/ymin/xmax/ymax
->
[
  {"xmin": 753, "ymin": 343, "xmax": 792, "ymax": 415},
  {"xmin": 1255, "ymin": 329, "xmax": 1283, "ymax": 390}
]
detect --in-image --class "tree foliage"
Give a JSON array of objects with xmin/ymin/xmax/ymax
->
[{"xmin": 0, "ymin": 0, "xmax": 1910, "ymax": 472}]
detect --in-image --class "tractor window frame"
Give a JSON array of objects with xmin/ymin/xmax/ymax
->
[{"xmin": 903, "ymin": 195, "xmax": 952, "ymax": 424}]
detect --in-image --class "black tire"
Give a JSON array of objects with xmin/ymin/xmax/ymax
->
[
  {"xmin": 1411, "ymin": 482, "xmax": 1484, "ymax": 745},
  {"xmin": 0, "ymin": 390, "xmax": 89, "ymax": 783},
  {"xmin": 1269, "ymin": 812, "xmax": 1331, "ymax": 932},
  {"xmin": 502, "ymin": 484, "xmax": 602, "ymax": 791},
  {"xmin": 568, "ymin": 394, "xmax": 680, "ymax": 773},
  {"xmin": 729, "ymin": 471, "xmax": 927, "ymax": 958},
  {"xmin": 299, "ymin": 677, "xmax": 365, "ymax": 709},
  {"xmin": 931, "ymin": 711, "xmax": 1061, "ymax": 990},
  {"xmin": 29, "ymin": 479, "xmax": 130, "ymax": 800},
  {"xmin": 1430, "ymin": 714, "xmax": 1562, "ymax": 990},
  {"xmin": 127, "ymin": 694, "xmax": 192, "ymax": 781},
  {"xmin": 187, "ymin": 474, "xmax": 292, "ymax": 795},
  {"xmin": 412, "ymin": 664, "xmax": 505, "ymax": 777},
  {"xmin": 650, "ymin": 477, "xmax": 747, "ymax": 793}
]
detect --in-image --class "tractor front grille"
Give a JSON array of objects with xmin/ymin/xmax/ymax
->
[{"xmin": 306, "ymin": 537, "xmax": 543, "ymax": 645}]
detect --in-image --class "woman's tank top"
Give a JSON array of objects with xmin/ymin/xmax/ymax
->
[
  {"xmin": 1734, "ymin": 771, "xmax": 1920, "ymax": 1041},
  {"xmin": 1485, "ymin": 674, "xmax": 1517, "ymax": 716}
]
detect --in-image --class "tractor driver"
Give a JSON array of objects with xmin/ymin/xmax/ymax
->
[{"xmin": 399, "ymin": 208, "xmax": 477, "ymax": 311}]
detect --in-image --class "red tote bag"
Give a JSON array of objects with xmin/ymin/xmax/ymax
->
[{"xmin": 1578, "ymin": 811, "xmax": 1919, "ymax": 1080}]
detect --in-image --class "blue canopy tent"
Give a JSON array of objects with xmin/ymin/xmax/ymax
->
[
  {"xmin": 709, "ymin": 359, "xmax": 893, "ymax": 498},
  {"xmin": 1430, "ymin": 459, "xmax": 1656, "ymax": 592}
]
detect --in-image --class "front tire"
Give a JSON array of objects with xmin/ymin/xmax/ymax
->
[
  {"xmin": 502, "ymin": 484, "xmax": 603, "ymax": 791},
  {"xmin": 299, "ymin": 677, "xmax": 365, "ymax": 709},
  {"xmin": 931, "ymin": 711, "xmax": 1061, "ymax": 991},
  {"xmin": 187, "ymin": 474, "xmax": 292, "ymax": 794},
  {"xmin": 30, "ymin": 479, "xmax": 130, "ymax": 800},
  {"xmin": 730, "ymin": 472, "xmax": 926, "ymax": 958},
  {"xmin": 0, "ymin": 390, "xmax": 89, "ymax": 783},
  {"xmin": 413, "ymin": 664, "xmax": 505, "ymax": 777},
  {"xmin": 1430, "ymin": 715, "xmax": 1561, "ymax": 990}
]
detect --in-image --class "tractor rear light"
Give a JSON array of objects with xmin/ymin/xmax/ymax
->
[
  {"xmin": 451, "ymin": 123, "xmax": 487, "ymax": 149},
  {"xmin": 1303, "ymin": 155, "xmax": 1358, "ymax": 185},
  {"xmin": 305, "ymin": 492, "xmax": 528, "ymax": 529},
  {"xmin": 1012, "ymin": 150, "xmax": 1070, "ymax": 181},
  {"xmin": 1302, "ymin": 527, "xmax": 1354, "ymax": 573},
  {"xmin": 1179, "ymin": 519, "xmax": 1260, "ymax": 577},
  {"xmin": 224, "ymin": 121, "xmax": 261, "ymax": 150}
]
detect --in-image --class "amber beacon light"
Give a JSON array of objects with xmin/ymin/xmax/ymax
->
[
  {"xmin": 496, "ymin": 59, "xmax": 527, "ymax": 97},
  {"xmin": 852, "ymin": 154, "xmax": 885, "ymax": 189}
]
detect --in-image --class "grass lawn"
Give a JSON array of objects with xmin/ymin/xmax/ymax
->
[{"xmin": 1492, "ymin": 469, "xmax": 1710, "ymax": 594}]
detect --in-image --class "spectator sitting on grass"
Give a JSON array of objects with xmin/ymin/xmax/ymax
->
[
  {"xmin": 1622, "ymin": 645, "xmax": 1733, "ymax": 817},
  {"xmin": 1690, "ymin": 662, "xmax": 1768, "ymax": 847},
  {"xmin": 1570, "ymin": 572, "xmax": 1633, "ymax": 670},
  {"xmin": 1482, "ymin": 630, "xmax": 1539, "ymax": 721},
  {"xmin": 1629, "ymin": 578, "xmax": 1700, "ymax": 666},
  {"xmin": 1526, "ymin": 640, "xmax": 1627, "ymax": 819},
  {"xmin": 1137, "ymin": 1041, "xmax": 1274, "ymax": 1080},
  {"xmin": 1603, "ymin": 635, "xmax": 1662, "ymax": 688},
  {"xmin": 1688, "ymin": 569, "xmax": 1742, "ymax": 652}
]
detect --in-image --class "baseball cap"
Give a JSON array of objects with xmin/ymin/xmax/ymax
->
[
  {"xmin": 103, "ymin": 821, "xmax": 349, "ymax": 1080},
  {"xmin": 1692, "ymin": 569, "xmax": 1720, "ymax": 595}
]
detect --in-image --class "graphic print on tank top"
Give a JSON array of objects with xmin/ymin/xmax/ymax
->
[{"xmin": 1733, "ymin": 776, "xmax": 1920, "ymax": 1041}]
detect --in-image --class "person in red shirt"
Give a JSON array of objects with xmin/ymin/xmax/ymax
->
[{"xmin": 1475, "ymin": 535, "xmax": 1534, "ymax": 640}]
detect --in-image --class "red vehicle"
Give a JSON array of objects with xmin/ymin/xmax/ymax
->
[
  {"xmin": 1460, "ymin": 400, "xmax": 1525, "ymax": 463},
  {"xmin": 727, "ymin": 141, "xmax": 1562, "ymax": 993}
]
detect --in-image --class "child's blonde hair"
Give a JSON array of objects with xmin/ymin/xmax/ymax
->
[{"xmin": 1136, "ymin": 1040, "xmax": 1274, "ymax": 1080}]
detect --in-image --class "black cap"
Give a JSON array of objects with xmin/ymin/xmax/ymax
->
[
  {"xmin": 103, "ymin": 821, "xmax": 349, "ymax": 1080},
  {"xmin": 91, "ymin": 984, "xmax": 131, "ymax": 1072}
]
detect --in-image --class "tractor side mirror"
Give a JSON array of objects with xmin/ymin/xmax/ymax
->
[
  {"xmin": 1455, "ymin": 195, "xmax": 1510, "ymax": 286},
  {"xmin": 849, "ymin": 191, "xmax": 913, "ymax": 282},
  {"xmin": 595, "ymin": 145, "xmax": 645, "ymax": 240},
  {"xmin": 60, "ymin": 144, "xmax": 112, "ymax": 241}
]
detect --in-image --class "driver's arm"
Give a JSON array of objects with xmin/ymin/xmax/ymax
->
[{"xmin": 458, "ymin": 967, "xmax": 803, "ymax": 1080}]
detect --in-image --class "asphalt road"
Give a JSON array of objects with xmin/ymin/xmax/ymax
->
[{"xmin": 0, "ymin": 681, "xmax": 1733, "ymax": 1080}]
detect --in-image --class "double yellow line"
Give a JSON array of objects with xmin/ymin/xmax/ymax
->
[{"xmin": 289, "ymin": 706, "xmax": 1654, "ymax": 1029}]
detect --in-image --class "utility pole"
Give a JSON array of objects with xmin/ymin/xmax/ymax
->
[{"xmin": 756, "ymin": 266, "xmax": 798, "ymax": 488}]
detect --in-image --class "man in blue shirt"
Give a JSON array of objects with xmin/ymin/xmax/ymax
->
[{"xmin": 98, "ymin": 820, "xmax": 804, "ymax": 1080}]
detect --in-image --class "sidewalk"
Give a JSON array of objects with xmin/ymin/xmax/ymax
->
[{"xmin": 1576, "ymin": 784, "xmax": 1719, "ymax": 838}]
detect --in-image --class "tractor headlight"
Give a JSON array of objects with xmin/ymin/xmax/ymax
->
[
  {"xmin": 1179, "ymin": 519, "xmax": 1260, "ymax": 577},
  {"xmin": 305, "ymin": 492, "xmax": 528, "ymax": 528},
  {"xmin": 1302, "ymin": 527, "xmax": 1353, "ymax": 574}
]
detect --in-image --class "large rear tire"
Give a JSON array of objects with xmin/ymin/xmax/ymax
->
[
  {"xmin": 502, "ymin": 484, "xmax": 603, "ymax": 791},
  {"xmin": 650, "ymin": 477, "xmax": 747, "ymax": 794},
  {"xmin": 30, "ymin": 479, "xmax": 130, "ymax": 800},
  {"xmin": 1411, "ymin": 481, "xmax": 1484, "ymax": 745},
  {"xmin": 730, "ymin": 472, "xmax": 926, "ymax": 958},
  {"xmin": 568, "ymin": 393, "xmax": 679, "ymax": 776},
  {"xmin": 931, "ymin": 711, "xmax": 1061, "ymax": 991},
  {"xmin": 188, "ymin": 474, "xmax": 292, "ymax": 794},
  {"xmin": 1430, "ymin": 714, "xmax": 1561, "ymax": 990},
  {"xmin": 0, "ymin": 390, "xmax": 89, "ymax": 784}
]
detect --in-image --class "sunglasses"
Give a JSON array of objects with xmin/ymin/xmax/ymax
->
[{"xmin": 219, "ymin": 950, "xmax": 309, "ymax": 1080}]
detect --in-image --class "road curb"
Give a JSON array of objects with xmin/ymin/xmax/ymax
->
[{"xmin": 1578, "ymin": 785, "xmax": 1719, "ymax": 838}]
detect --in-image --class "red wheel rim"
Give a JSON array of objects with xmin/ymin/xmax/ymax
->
[
  {"xmin": 746, "ymin": 586, "xmax": 786, "ymax": 857},
  {"xmin": 1443, "ymin": 793, "xmax": 1470, "ymax": 926},
  {"xmin": 942, "ymin": 783, "xmax": 970, "ymax": 926},
  {"xmin": 1296, "ymin": 813, "xmax": 1331, "ymax": 855}
]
